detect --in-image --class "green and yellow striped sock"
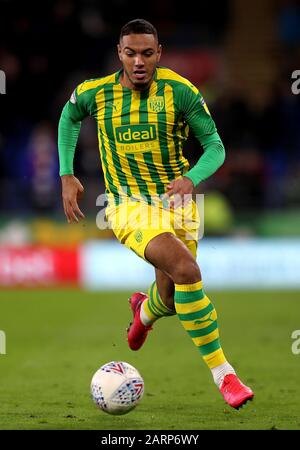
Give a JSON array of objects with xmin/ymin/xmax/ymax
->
[
  {"xmin": 141, "ymin": 282, "xmax": 176, "ymax": 325},
  {"xmin": 174, "ymin": 281, "xmax": 226, "ymax": 369}
]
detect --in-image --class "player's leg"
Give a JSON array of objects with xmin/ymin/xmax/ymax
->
[
  {"xmin": 128, "ymin": 231, "xmax": 201, "ymax": 350},
  {"xmin": 139, "ymin": 269, "xmax": 175, "ymax": 327},
  {"xmin": 144, "ymin": 232, "xmax": 254, "ymax": 409},
  {"xmin": 140, "ymin": 215, "xmax": 199, "ymax": 323},
  {"xmin": 127, "ymin": 268, "xmax": 176, "ymax": 350},
  {"xmin": 155, "ymin": 268, "xmax": 175, "ymax": 310},
  {"xmin": 140, "ymin": 217, "xmax": 202, "ymax": 328},
  {"xmin": 107, "ymin": 199, "xmax": 176, "ymax": 348}
]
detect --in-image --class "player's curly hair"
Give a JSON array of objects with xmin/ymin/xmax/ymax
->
[{"xmin": 119, "ymin": 19, "xmax": 158, "ymax": 42}]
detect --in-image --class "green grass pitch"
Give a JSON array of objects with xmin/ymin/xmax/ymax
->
[{"xmin": 0, "ymin": 289, "xmax": 299, "ymax": 430}]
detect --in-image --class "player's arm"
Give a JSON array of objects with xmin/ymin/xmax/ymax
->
[
  {"xmin": 58, "ymin": 85, "xmax": 89, "ymax": 223},
  {"xmin": 165, "ymin": 84, "xmax": 225, "ymax": 205},
  {"xmin": 181, "ymin": 85, "xmax": 225, "ymax": 186}
]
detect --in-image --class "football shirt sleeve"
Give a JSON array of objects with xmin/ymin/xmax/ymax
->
[
  {"xmin": 180, "ymin": 84, "xmax": 225, "ymax": 186},
  {"xmin": 58, "ymin": 83, "xmax": 90, "ymax": 176}
]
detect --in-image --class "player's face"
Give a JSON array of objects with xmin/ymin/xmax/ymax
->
[{"xmin": 118, "ymin": 34, "xmax": 161, "ymax": 90}]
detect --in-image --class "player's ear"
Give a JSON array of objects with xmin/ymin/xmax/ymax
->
[
  {"xmin": 157, "ymin": 44, "xmax": 162, "ymax": 62},
  {"xmin": 117, "ymin": 44, "xmax": 122, "ymax": 62}
]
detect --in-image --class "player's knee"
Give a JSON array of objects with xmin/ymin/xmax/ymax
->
[{"xmin": 171, "ymin": 258, "xmax": 201, "ymax": 284}]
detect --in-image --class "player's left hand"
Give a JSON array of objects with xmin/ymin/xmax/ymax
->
[{"xmin": 163, "ymin": 176, "xmax": 194, "ymax": 209}]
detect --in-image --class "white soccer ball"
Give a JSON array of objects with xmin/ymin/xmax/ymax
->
[{"xmin": 91, "ymin": 361, "xmax": 144, "ymax": 415}]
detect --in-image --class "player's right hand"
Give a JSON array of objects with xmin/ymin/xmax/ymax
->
[{"xmin": 61, "ymin": 175, "xmax": 85, "ymax": 223}]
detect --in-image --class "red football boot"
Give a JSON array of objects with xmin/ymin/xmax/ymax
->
[
  {"xmin": 127, "ymin": 292, "xmax": 152, "ymax": 351},
  {"xmin": 220, "ymin": 374, "xmax": 254, "ymax": 409}
]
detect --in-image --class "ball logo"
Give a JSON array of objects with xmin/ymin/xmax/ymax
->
[
  {"xmin": 132, "ymin": 380, "xmax": 144, "ymax": 398},
  {"xmin": 102, "ymin": 361, "xmax": 126, "ymax": 374}
]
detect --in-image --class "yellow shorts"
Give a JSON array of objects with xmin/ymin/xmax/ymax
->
[{"xmin": 105, "ymin": 198, "xmax": 200, "ymax": 260}]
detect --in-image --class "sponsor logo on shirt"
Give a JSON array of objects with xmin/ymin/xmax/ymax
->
[{"xmin": 115, "ymin": 124, "xmax": 157, "ymax": 144}]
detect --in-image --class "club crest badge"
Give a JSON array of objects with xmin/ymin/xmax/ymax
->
[{"xmin": 149, "ymin": 96, "xmax": 164, "ymax": 113}]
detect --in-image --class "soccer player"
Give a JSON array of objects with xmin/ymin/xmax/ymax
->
[{"xmin": 58, "ymin": 19, "xmax": 254, "ymax": 409}]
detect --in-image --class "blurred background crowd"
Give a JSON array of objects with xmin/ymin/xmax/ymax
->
[{"xmin": 1, "ymin": 0, "xmax": 300, "ymax": 245}]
